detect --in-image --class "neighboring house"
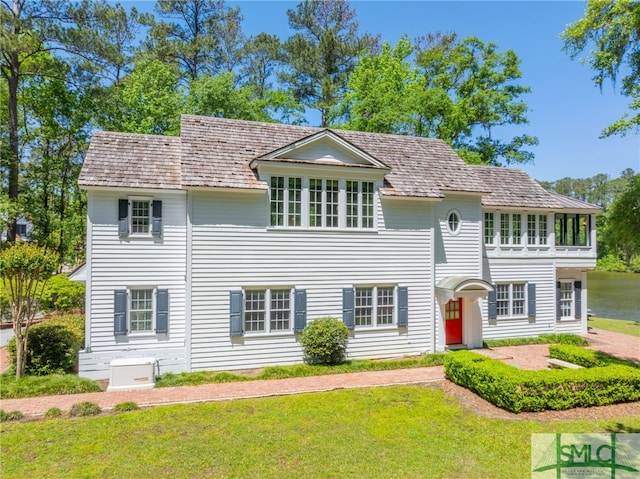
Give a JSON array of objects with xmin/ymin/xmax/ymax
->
[
  {"xmin": 77, "ymin": 115, "xmax": 600, "ymax": 379},
  {"xmin": 0, "ymin": 217, "xmax": 33, "ymax": 242}
]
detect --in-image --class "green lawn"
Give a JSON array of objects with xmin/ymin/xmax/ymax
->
[
  {"xmin": 2, "ymin": 386, "xmax": 638, "ymax": 479},
  {"xmin": 589, "ymin": 317, "xmax": 640, "ymax": 337}
]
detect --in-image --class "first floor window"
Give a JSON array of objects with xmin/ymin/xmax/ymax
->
[
  {"xmin": 560, "ymin": 282, "xmax": 573, "ymax": 318},
  {"xmin": 114, "ymin": 287, "xmax": 169, "ymax": 336},
  {"xmin": 354, "ymin": 286, "xmax": 395, "ymax": 327},
  {"xmin": 244, "ymin": 289, "xmax": 292, "ymax": 333},
  {"xmin": 495, "ymin": 283, "xmax": 527, "ymax": 318},
  {"xmin": 130, "ymin": 289, "xmax": 153, "ymax": 332}
]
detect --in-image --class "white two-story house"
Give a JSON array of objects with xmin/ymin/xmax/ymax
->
[{"xmin": 77, "ymin": 115, "xmax": 600, "ymax": 379}]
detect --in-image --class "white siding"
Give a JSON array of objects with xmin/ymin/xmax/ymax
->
[
  {"xmin": 189, "ymin": 190, "xmax": 434, "ymax": 371},
  {"xmin": 79, "ymin": 189, "xmax": 188, "ymax": 379}
]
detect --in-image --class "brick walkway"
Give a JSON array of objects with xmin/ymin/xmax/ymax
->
[{"xmin": 1, "ymin": 328, "xmax": 636, "ymax": 419}]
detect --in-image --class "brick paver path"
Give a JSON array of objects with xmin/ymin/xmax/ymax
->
[{"xmin": 1, "ymin": 366, "xmax": 445, "ymax": 418}]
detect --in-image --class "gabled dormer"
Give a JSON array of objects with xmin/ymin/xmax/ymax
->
[{"xmin": 251, "ymin": 130, "xmax": 390, "ymax": 231}]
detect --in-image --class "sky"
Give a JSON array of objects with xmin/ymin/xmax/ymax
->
[{"xmin": 131, "ymin": 0, "xmax": 640, "ymax": 183}]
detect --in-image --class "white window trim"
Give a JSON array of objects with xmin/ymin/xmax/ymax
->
[
  {"xmin": 128, "ymin": 287, "xmax": 156, "ymax": 336},
  {"xmin": 354, "ymin": 285, "xmax": 397, "ymax": 329},
  {"xmin": 484, "ymin": 212, "xmax": 495, "ymax": 245},
  {"xmin": 128, "ymin": 196, "xmax": 153, "ymax": 237},
  {"xmin": 495, "ymin": 282, "xmax": 528, "ymax": 319},
  {"xmin": 446, "ymin": 209, "xmax": 461, "ymax": 235},
  {"xmin": 243, "ymin": 288, "xmax": 294, "ymax": 335},
  {"xmin": 268, "ymin": 175, "xmax": 377, "ymax": 231},
  {"xmin": 559, "ymin": 280, "xmax": 575, "ymax": 321}
]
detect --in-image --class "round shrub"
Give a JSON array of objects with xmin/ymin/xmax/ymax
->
[
  {"xmin": 70, "ymin": 401, "xmax": 101, "ymax": 417},
  {"xmin": 300, "ymin": 317, "xmax": 349, "ymax": 365},
  {"xmin": 0, "ymin": 409, "xmax": 23, "ymax": 422},
  {"xmin": 114, "ymin": 401, "xmax": 139, "ymax": 412},
  {"xmin": 45, "ymin": 407, "xmax": 63, "ymax": 419},
  {"xmin": 7, "ymin": 315, "xmax": 84, "ymax": 376}
]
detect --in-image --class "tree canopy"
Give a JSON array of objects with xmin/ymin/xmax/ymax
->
[{"xmin": 562, "ymin": 0, "xmax": 640, "ymax": 137}]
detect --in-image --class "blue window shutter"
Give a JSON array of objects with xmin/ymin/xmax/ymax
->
[
  {"xmin": 152, "ymin": 200, "xmax": 162, "ymax": 237},
  {"xmin": 574, "ymin": 281, "xmax": 582, "ymax": 319},
  {"xmin": 118, "ymin": 199, "xmax": 129, "ymax": 236},
  {"xmin": 488, "ymin": 289, "xmax": 497, "ymax": 320},
  {"xmin": 528, "ymin": 283, "xmax": 536, "ymax": 318},
  {"xmin": 294, "ymin": 289, "xmax": 307, "ymax": 332},
  {"xmin": 343, "ymin": 288, "xmax": 354, "ymax": 330},
  {"xmin": 556, "ymin": 282, "xmax": 562, "ymax": 320},
  {"xmin": 230, "ymin": 291, "xmax": 243, "ymax": 336},
  {"xmin": 397, "ymin": 286, "xmax": 408, "ymax": 327},
  {"xmin": 114, "ymin": 290, "xmax": 127, "ymax": 336},
  {"xmin": 155, "ymin": 289, "xmax": 169, "ymax": 334}
]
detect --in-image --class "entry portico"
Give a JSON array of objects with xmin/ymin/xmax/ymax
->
[{"xmin": 435, "ymin": 277, "xmax": 494, "ymax": 350}]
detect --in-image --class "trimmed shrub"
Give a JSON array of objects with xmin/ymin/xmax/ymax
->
[
  {"xmin": 7, "ymin": 315, "xmax": 84, "ymax": 375},
  {"xmin": 0, "ymin": 409, "xmax": 24, "ymax": 422},
  {"xmin": 114, "ymin": 402, "xmax": 139, "ymax": 412},
  {"xmin": 45, "ymin": 407, "xmax": 63, "ymax": 419},
  {"xmin": 300, "ymin": 317, "xmax": 349, "ymax": 365},
  {"xmin": 484, "ymin": 334, "xmax": 588, "ymax": 348},
  {"xmin": 444, "ymin": 350, "xmax": 640, "ymax": 412},
  {"xmin": 549, "ymin": 344, "xmax": 639, "ymax": 369},
  {"xmin": 70, "ymin": 401, "xmax": 101, "ymax": 417},
  {"xmin": 40, "ymin": 274, "xmax": 85, "ymax": 313}
]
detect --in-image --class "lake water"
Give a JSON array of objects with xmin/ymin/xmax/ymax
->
[{"xmin": 587, "ymin": 271, "xmax": 640, "ymax": 322}]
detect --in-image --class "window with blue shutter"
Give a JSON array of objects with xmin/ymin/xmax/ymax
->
[
  {"xmin": 397, "ymin": 286, "xmax": 408, "ymax": 327},
  {"xmin": 574, "ymin": 281, "xmax": 582, "ymax": 319},
  {"xmin": 294, "ymin": 289, "xmax": 307, "ymax": 332},
  {"xmin": 118, "ymin": 199, "xmax": 129, "ymax": 236},
  {"xmin": 343, "ymin": 288, "xmax": 354, "ymax": 330},
  {"xmin": 488, "ymin": 289, "xmax": 497, "ymax": 320},
  {"xmin": 152, "ymin": 200, "xmax": 162, "ymax": 237},
  {"xmin": 114, "ymin": 290, "xmax": 127, "ymax": 336},
  {"xmin": 556, "ymin": 281, "xmax": 562, "ymax": 321},
  {"xmin": 230, "ymin": 290, "xmax": 243, "ymax": 336},
  {"xmin": 155, "ymin": 289, "xmax": 169, "ymax": 334},
  {"xmin": 527, "ymin": 283, "xmax": 536, "ymax": 318}
]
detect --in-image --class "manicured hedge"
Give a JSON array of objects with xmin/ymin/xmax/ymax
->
[
  {"xmin": 444, "ymin": 350, "xmax": 640, "ymax": 412},
  {"xmin": 549, "ymin": 344, "xmax": 639, "ymax": 369}
]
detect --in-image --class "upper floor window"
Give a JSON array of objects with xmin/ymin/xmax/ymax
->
[
  {"xmin": 131, "ymin": 200, "xmax": 151, "ymax": 234},
  {"xmin": 484, "ymin": 212, "xmax": 494, "ymax": 244},
  {"xmin": 527, "ymin": 214, "xmax": 549, "ymax": 246},
  {"xmin": 118, "ymin": 198, "xmax": 162, "ymax": 237},
  {"xmin": 447, "ymin": 210, "xmax": 461, "ymax": 234},
  {"xmin": 555, "ymin": 214, "xmax": 591, "ymax": 246},
  {"xmin": 270, "ymin": 176, "xmax": 375, "ymax": 229},
  {"xmin": 500, "ymin": 213, "xmax": 522, "ymax": 245}
]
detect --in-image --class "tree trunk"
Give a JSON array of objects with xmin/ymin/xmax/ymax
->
[
  {"xmin": 6, "ymin": 2, "xmax": 21, "ymax": 242},
  {"xmin": 14, "ymin": 331, "xmax": 26, "ymax": 379}
]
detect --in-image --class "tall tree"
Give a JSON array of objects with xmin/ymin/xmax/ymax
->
[
  {"xmin": 140, "ymin": 0, "xmax": 245, "ymax": 81},
  {"xmin": 562, "ymin": 0, "xmax": 640, "ymax": 137},
  {"xmin": 339, "ymin": 35, "xmax": 537, "ymax": 166},
  {"xmin": 281, "ymin": 0, "xmax": 378, "ymax": 127},
  {"xmin": 605, "ymin": 174, "xmax": 640, "ymax": 265}
]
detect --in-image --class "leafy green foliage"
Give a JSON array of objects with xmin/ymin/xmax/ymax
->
[
  {"xmin": 562, "ymin": 0, "xmax": 640, "ymax": 137},
  {"xmin": 7, "ymin": 315, "xmax": 84, "ymax": 376},
  {"xmin": 69, "ymin": 401, "xmax": 101, "ymax": 417},
  {"xmin": 339, "ymin": 34, "xmax": 537, "ymax": 166},
  {"xmin": 444, "ymin": 350, "xmax": 640, "ymax": 412},
  {"xmin": 45, "ymin": 407, "xmax": 63, "ymax": 419},
  {"xmin": 300, "ymin": 317, "xmax": 349, "ymax": 365},
  {"xmin": 484, "ymin": 333, "xmax": 588, "ymax": 348},
  {"xmin": 0, "ymin": 373, "xmax": 101, "ymax": 399},
  {"xmin": 40, "ymin": 275, "xmax": 85, "ymax": 313},
  {"xmin": 549, "ymin": 344, "xmax": 639, "ymax": 369},
  {"xmin": 0, "ymin": 409, "xmax": 23, "ymax": 422},
  {"xmin": 114, "ymin": 401, "xmax": 139, "ymax": 412},
  {"xmin": 604, "ymin": 174, "xmax": 640, "ymax": 266}
]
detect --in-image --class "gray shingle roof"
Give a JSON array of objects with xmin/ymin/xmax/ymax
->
[
  {"xmin": 547, "ymin": 190, "xmax": 602, "ymax": 211},
  {"xmin": 79, "ymin": 115, "xmax": 598, "ymax": 212},
  {"xmin": 79, "ymin": 131, "xmax": 181, "ymax": 189}
]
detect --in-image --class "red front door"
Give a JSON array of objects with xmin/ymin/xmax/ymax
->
[{"xmin": 445, "ymin": 298, "xmax": 463, "ymax": 345}]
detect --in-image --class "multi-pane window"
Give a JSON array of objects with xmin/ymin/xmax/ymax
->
[
  {"xmin": 560, "ymin": 282, "xmax": 573, "ymax": 318},
  {"xmin": 131, "ymin": 200, "xmax": 150, "ymax": 234},
  {"xmin": 512, "ymin": 214, "xmax": 521, "ymax": 244},
  {"xmin": 484, "ymin": 212, "xmax": 494, "ymax": 244},
  {"xmin": 270, "ymin": 176, "xmax": 374, "ymax": 229},
  {"xmin": 244, "ymin": 289, "xmax": 292, "ymax": 333},
  {"xmin": 495, "ymin": 283, "xmax": 527, "ymax": 318},
  {"xmin": 539, "ymin": 215, "xmax": 548, "ymax": 245},
  {"xmin": 500, "ymin": 214, "xmax": 510, "ymax": 245},
  {"xmin": 527, "ymin": 215, "xmax": 537, "ymax": 245},
  {"xmin": 130, "ymin": 289, "xmax": 153, "ymax": 332},
  {"xmin": 555, "ymin": 214, "xmax": 590, "ymax": 246},
  {"xmin": 354, "ymin": 286, "xmax": 395, "ymax": 327}
]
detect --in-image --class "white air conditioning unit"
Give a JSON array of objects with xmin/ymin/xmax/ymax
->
[{"xmin": 107, "ymin": 357, "xmax": 156, "ymax": 392}]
